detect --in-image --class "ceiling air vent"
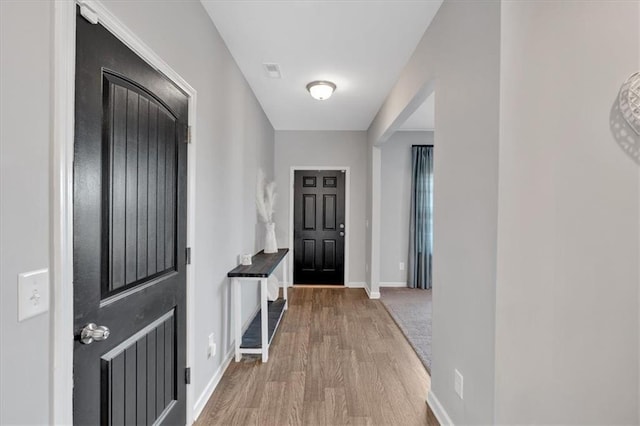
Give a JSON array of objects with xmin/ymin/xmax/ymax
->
[{"xmin": 263, "ymin": 63, "xmax": 282, "ymax": 79}]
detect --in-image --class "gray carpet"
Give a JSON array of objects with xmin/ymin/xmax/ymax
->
[{"xmin": 380, "ymin": 287, "xmax": 432, "ymax": 373}]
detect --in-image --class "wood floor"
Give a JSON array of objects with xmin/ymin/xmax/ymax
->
[{"xmin": 195, "ymin": 287, "xmax": 434, "ymax": 426}]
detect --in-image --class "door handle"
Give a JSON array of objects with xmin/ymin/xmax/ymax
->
[
  {"xmin": 340, "ymin": 231, "xmax": 345, "ymax": 237},
  {"xmin": 80, "ymin": 323, "xmax": 111, "ymax": 344}
]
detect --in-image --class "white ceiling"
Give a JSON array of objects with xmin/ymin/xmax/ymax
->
[
  {"xmin": 398, "ymin": 91, "xmax": 434, "ymax": 131},
  {"xmin": 201, "ymin": 0, "xmax": 443, "ymax": 131}
]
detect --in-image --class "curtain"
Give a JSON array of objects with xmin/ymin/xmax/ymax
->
[{"xmin": 408, "ymin": 145, "xmax": 433, "ymax": 289}]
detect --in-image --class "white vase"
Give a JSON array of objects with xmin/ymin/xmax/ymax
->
[{"xmin": 264, "ymin": 222, "xmax": 278, "ymax": 253}]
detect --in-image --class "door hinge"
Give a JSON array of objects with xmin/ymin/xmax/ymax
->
[
  {"xmin": 186, "ymin": 247, "xmax": 192, "ymax": 265},
  {"xmin": 185, "ymin": 125, "xmax": 192, "ymax": 144},
  {"xmin": 185, "ymin": 367, "xmax": 191, "ymax": 385}
]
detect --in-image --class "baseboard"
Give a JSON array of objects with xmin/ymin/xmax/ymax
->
[
  {"xmin": 192, "ymin": 302, "xmax": 260, "ymax": 422},
  {"xmin": 364, "ymin": 284, "xmax": 380, "ymax": 299},
  {"xmin": 380, "ymin": 281, "xmax": 407, "ymax": 288},
  {"xmin": 347, "ymin": 281, "xmax": 366, "ymax": 288},
  {"xmin": 427, "ymin": 390, "xmax": 454, "ymax": 426},
  {"xmin": 192, "ymin": 347, "xmax": 234, "ymax": 422}
]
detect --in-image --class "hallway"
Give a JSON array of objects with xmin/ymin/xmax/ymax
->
[{"xmin": 196, "ymin": 288, "xmax": 431, "ymax": 425}]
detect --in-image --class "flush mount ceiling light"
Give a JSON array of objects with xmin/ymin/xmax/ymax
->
[{"xmin": 306, "ymin": 80, "xmax": 336, "ymax": 101}]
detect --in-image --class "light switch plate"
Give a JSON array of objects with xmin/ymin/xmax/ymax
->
[{"xmin": 18, "ymin": 268, "xmax": 49, "ymax": 321}]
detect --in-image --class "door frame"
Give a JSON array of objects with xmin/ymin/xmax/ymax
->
[
  {"xmin": 52, "ymin": 1, "xmax": 198, "ymax": 424},
  {"xmin": 288, "ymin": 166, "xmax": 351, "ymax": 286}
]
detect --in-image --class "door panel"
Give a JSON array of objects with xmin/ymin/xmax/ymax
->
[
  {"xmin": 101, "ymin": 311, "xmax": 176, "ymax": 425},
  {"xmin": 322, "ymin": 240, "xmax": 336, "ymax": 271},
  {"xmin": 303, "ymin": 194, "xmax": 316, "ymax": 230},
  {"xmin": 302, "ymin": 240, "xmax": 316, "ymax": 270},
  {"xmin": 294, "ymin": 170, "xmax": 345, "ymax": 284},
  {"xmin": 323, "ymin": 195, "xmax": 336, "ymax": 230},
  {"xmin": 74, "ymin": 8, "xmax": 188, "ymax": 425},
  {"xmin": 104, "ymin": 73, "xmax": 179, "ymax": 295}
]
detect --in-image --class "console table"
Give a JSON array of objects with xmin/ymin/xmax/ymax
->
[{"xmin": 227, "ymin": 248, "xmax": 289, "ymax": 362}]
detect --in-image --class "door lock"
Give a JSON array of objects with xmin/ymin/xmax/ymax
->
[{"xmin": 80, "ymin": 323, "xmax": 111, "ymax": 344}]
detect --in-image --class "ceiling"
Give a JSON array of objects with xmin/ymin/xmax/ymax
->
[
  {"xmin": 201, "ymin": 0, "xmax": 443, "ymax": 131},
  {"xmin": 398, "ymin": 91, "xmax": 434, "ymax": 131}
]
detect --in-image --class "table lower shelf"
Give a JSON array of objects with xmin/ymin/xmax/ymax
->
[{"xmin": 240, "ymin": 298, "xmax": 286, "ymax": 349}]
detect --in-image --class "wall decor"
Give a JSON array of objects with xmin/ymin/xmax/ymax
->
[
  {"xmin": 256, "ymin": 169, "xmax": 278, "ymax": 253},
  {"xmin": 619, "ymin": 71, "xmax": 640, "ymax": 135}
]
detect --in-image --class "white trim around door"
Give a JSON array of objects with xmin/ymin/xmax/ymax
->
[
  {"xmin": 51, "ymin": 2, "xmax": 76, "ymax": 424},
  {"xmin": 288, "ymin": 166, "xmax": 351, "ymax": 287},
  {"xmin": 52, "ymin": 1, "xmax": 198, "ymax": 424}
]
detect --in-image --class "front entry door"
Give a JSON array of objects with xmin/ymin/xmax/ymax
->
[
  {"xmin": 73, "ymin": 8, "xmax": 188, "ymax": 425},
  {"xmin": 293, "ymin": 170, "xmax": 346, "ymax": 284}
]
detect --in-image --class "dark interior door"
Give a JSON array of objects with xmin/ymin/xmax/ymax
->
[
  {"xmin": 293, "ymin": 170, "xmax": 345, "ymax": 284},
  {"xmin": 73, "ymin": 8, "xmax": 188, "ymax": 425}
]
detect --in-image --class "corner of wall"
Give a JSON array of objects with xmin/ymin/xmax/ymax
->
[
  {"xmin": 363, "ymin": 284, "xmax": 380, "ymax": 299},
  {"xmin": 367, "ymin": 1, "xmax": 502, "ymax": 424},
  {"xmin": 192, "ymin": 347, "xmax": 234, "ymax": 421}
]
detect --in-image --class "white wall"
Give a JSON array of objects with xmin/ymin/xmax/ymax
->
[
  {"xmin": 0, "ymin": 2, "xmax": 52, "ymax": 424},
  {"xmin": 365, "ymin": 141, "xmax": 374, "ymax": 293},
  {"xmin": 495, "ymin": 1, "xmax": 640, "ymax": 424},
  {"xmin": 274, "ymin": 131, "xmax": 368, "ymax": 285},
  {"xmin": 370, "ymin": 144, "xmax": 382, "ymax": 297},
  {"xmin": 367, "ymin": 0, "xmax": 501, "ymax": 423},
  {"xmin": 0, "ymin": 1, "xmax": 274, "ymax": 424},
  {"xmin": 380, "ymin": 131, "xmax": 434, "ymax": 284}
]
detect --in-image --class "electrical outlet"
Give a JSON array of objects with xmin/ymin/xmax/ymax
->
[
  {"xmin": 208, "ymin": 333, "xmax": 216, "ymax": 358},
  {"xmin": 399, "ymin": 262, "xmax": 405, "ymax": 271},
  {"xmin": 454, "ymin": 369, "xmax": 464, "ymax": 399}
]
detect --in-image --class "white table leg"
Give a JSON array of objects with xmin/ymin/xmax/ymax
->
[
  {"xmin": 260, "ymin": 278, "xmax": 269, "ymax": 362},
  {"xmin": 283, "ymin": 254, "xmax": 288, "ymax": 310},
  {"xmin": 233, "ymin": 278, "xmax": 241, "ymax": 362}
]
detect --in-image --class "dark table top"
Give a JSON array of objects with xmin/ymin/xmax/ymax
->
[{"xmin": 227, "ymin": 248, "xmax": 289, "ymax": 278}]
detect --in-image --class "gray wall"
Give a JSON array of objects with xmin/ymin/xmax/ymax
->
[
  {"xmin": 274, "ymin": 131, "xmax": 368, "ymax": 285},
  {"xmin": 0, "ymin": 2, "xmax": 52, "ymax": 424},
  {"xmin": 368, "ymin": 0, "xmax": 501, "ymax": 423},
  {"xmin": 0, "ymin": 1, "xmax": 274, "ymax": 423},
  {"xmin": 495, "ymin": 1, "xmax": 639, "ymax": 424},
  {"xmin": 380, "ymin": 131, "xmax": 434, "ymax": 284},
  {"xmin": 370, "ymin": 0, "xmax": 640, "ymax": 424}
]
